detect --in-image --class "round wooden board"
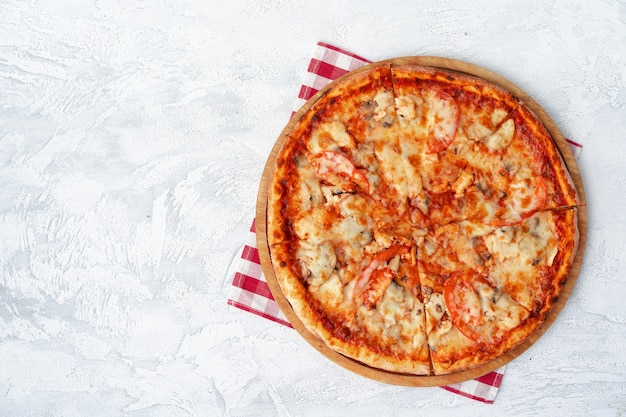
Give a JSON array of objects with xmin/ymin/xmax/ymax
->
[{"xmin": 255, "ymin": 56, "xmax": 587, "ymax": 387}]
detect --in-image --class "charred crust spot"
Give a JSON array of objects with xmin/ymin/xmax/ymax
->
[
  {"xmin": 311, "ymin": 110, "xmax": 324, "ymax": 125},
  {"xmin": 333, "ymin": 325, "xmax": 352, "ymax": 341}
]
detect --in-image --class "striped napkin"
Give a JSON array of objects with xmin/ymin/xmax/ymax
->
[{"xmin": 228, "ymin": 41, "xmax": 583, "ymax": 404}]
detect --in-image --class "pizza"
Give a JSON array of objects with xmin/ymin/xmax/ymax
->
[{"xmin": 265, "ymin": 61, "xmax": 580, "ymax": 376}]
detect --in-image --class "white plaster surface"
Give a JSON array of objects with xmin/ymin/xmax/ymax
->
[{"xmin": 0, "ymin": 0, "xmax": 625, "ymax": 415}]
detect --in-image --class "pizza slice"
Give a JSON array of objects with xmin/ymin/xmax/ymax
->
[
  {"xmin": 387, "ymin": 66, "xmax": 462, "ymax": 227},
  {"xmin": 484, "ymin": 208, "xmax": 579, "ymax": 317},
  {"xmin": 270, "ymin": 212, "xmax": 432, "ymax": 375},
  {"xmin": 389, "ymin": 65, "xmax": 519, "ymax": 228},
  {"xmin": 389, "ymin": 65, "xmax": 579, "ymax": 229},
  {"xmin": 267, "ymin": 63, "xmax": 396, "ymax": 247},
  {"xmin": 413, "ymin": 220, "xmax": 529, "ymax": 374},
  {"xmin": 456, "ymin": 104, "xmax": 580, "ymax": 226},
  {"xmin": 400, "ymin": 105, "xmax": 578, "ymax": 229},
  {"xmin": 420, "ymin": 268, "xmax": 534, "ymax": 375},
  {"xmin": 414, "ymin": 206, "xmax": 578, "ymax": 374}
]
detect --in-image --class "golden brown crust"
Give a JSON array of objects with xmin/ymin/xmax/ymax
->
[{"xmin": 266, "ymin": 62, "xmax": 580, "ymax": 376}]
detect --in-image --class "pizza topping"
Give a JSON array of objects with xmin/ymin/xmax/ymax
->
[
  {"xmin": 357, "ymin": 268, "xmax": 395, "ymax": 309},
  {"xmin": 399, "ymin": 140, "xmax": 424, "ymax": 197},
  {"xmin": 293, "ymin": 207, "xmax": 330, "ymax": 243},
  {"xmin": 425, "ymin": 89, "xmax": 460, "ymax": 153},
  {"xmin": 373, "ymin": 91, "xmax": 396, "ymax": 125},
  {"xmin": 508, "ymin": 166, "xmax": 548, "ymax": 215},
  {"xmin": 452, "ymin": 169, "xmax": 474, "ymax": 196},
  {"xmin": 424, "ymin": 292, "xmax": 447, "ymax": 334},
  {"xmin": 393, "ymin": 258, "xmax": 421, "ymax": 299},
  {"xmin": 375, "ymin": 141, "xmax": 408, "ymax": 201},
  {"xmin": 395, "ymin": 94, "xmax": 423, "ymax": 121},
  {"xmin": 353, "ymin": 244, "xmax": 411, "ymax": 309},
  {"xmin": 297, "ymin": 240, "xmax": 337, "ymax": 285},
  {"xmin": 483, "ymin": 118, "xmax": 515, "ymax": 151},
  {"xmin": 440, "ymin": 163, "xmax": 461, "ymax": 182},
  {"xmin": 296, "ymin": 161, "xmax": 325, "ymax": 209},
  {"xmin": 462, "ymin": 106, "xmax": 509, "ymax": 142},
  {"xmin": 308, "ymin": 121, "xmax": 356, "ymax": 154},
  {"xmin": 443, "ymin": 273, "xmax": 529, "ymax": 344},
  {"xmin": 310, "ymin": 151, "xmax": 370, "ymax": 193},
  {"xmin": 444, "ymin": 273, "xmax": 485, "ymax": 328},
  {"xmin": 316, "ymin": 272, "xmax": 344, "ymax": 308}
]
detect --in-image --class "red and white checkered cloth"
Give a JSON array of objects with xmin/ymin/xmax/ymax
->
[{"xmin": 227, "ymin": 42, "xmax": 583, "ymax": 404}]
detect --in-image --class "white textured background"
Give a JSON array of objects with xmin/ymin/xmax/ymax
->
[{"xmin": 1, "ymin": 0, "xmax": 625, "ymax": 416}]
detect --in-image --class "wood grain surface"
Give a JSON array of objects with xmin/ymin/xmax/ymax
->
[{"xmin": 256, "ymin": 57, "xmax": 587, "ymax": 387}]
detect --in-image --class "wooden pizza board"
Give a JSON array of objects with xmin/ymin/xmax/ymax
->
[{"xmin": 255, "ymin": 56, "xmax": 587, "ymax": 387}]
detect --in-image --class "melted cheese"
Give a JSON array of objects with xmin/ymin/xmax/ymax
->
[
  {"xmin": 483, "ymin": 118, "xmax": 515, "ymax": 151},
  {"xmin": 297, "ymin": 240, "xmax": 336, "ymax": 286},
  {"xmin": 462, "ymin": 107, "xmax": 509, "ymax": 142},
  {"xmin": 424, "ymin": 292, "xmax": 447, "ymax": 335},
  {"xmin": 486, "ymin": 212, "xmax": 558, "ymax": 267},
  {"xmin": 491, "ymin": 292, "xmax": 529, "ymax": 331},
  {"xmin": 399, "ymin": 139, "xmax": 424, "ymax": 198},
  {"xmin": 338, "ymin": 216, "xmax": 370, "ymax": 244},
  {"xmin": 315, "ymin": 272, "xmax": 344, "ymax": 308},
  {"xmin": 509, "ymin": 166, "xmax": 542, "ymax": 213},
  {"xmin": 293, "ymin": 207, "xmax": 332, "ymax": 244},
  {"xmin": 295, "ymin": 159, "xmax": 324, "ymax": 210},
  {"xmin": 417, "ymin": 152, "xmax": 443, "ymax": 193},
  {"xmin": 374, "ymin": 141, "xmax": 409, "ymax": 203},
  {"xmin": 395, "ymin": 94, "xmax": 423, "ymax": 121},
  {"xmin": 472, "ymin": 280, "xmax": 529, "ymax": 342},
  {"xmin": 451, "ymin": 169, "xmax": 473, "ymax": 196},
  {"xmin": 373, "ymin": 91, "xmax": 395, "ymax": 123},
  {"xmin": 426, "ymin": 92, "xmax": 456, "ymax": 137},
  {"xmin": 377, "ymin": 282, "xmax": 427, "ymax": 350},
  {"xmin": 307, "ymin": 121, "xmax": 355, "ymax": 154}
]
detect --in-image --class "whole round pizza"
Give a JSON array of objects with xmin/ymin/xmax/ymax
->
[{"xmin": 262, "ymin": 59, "xmax": 582, "ymax": 377}]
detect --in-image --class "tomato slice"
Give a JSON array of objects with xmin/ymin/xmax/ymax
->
[
  {"xmin": 443, "ymin": 272, "xmax": 494, "ymax": 344},
  {"xmin": 311, "ymin": 151, "xmax": 370, "ymax": 193},
  {"xmin": 508, "ymin": 166, "xmax": 547, "ymax": 207},
  {"xmin": 357, "ymin": 268, "xmax": 394, "ymax": 309},
  {"xmin": 353, "ymin": 244, "xmax": 410, "ymax": 308}
]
